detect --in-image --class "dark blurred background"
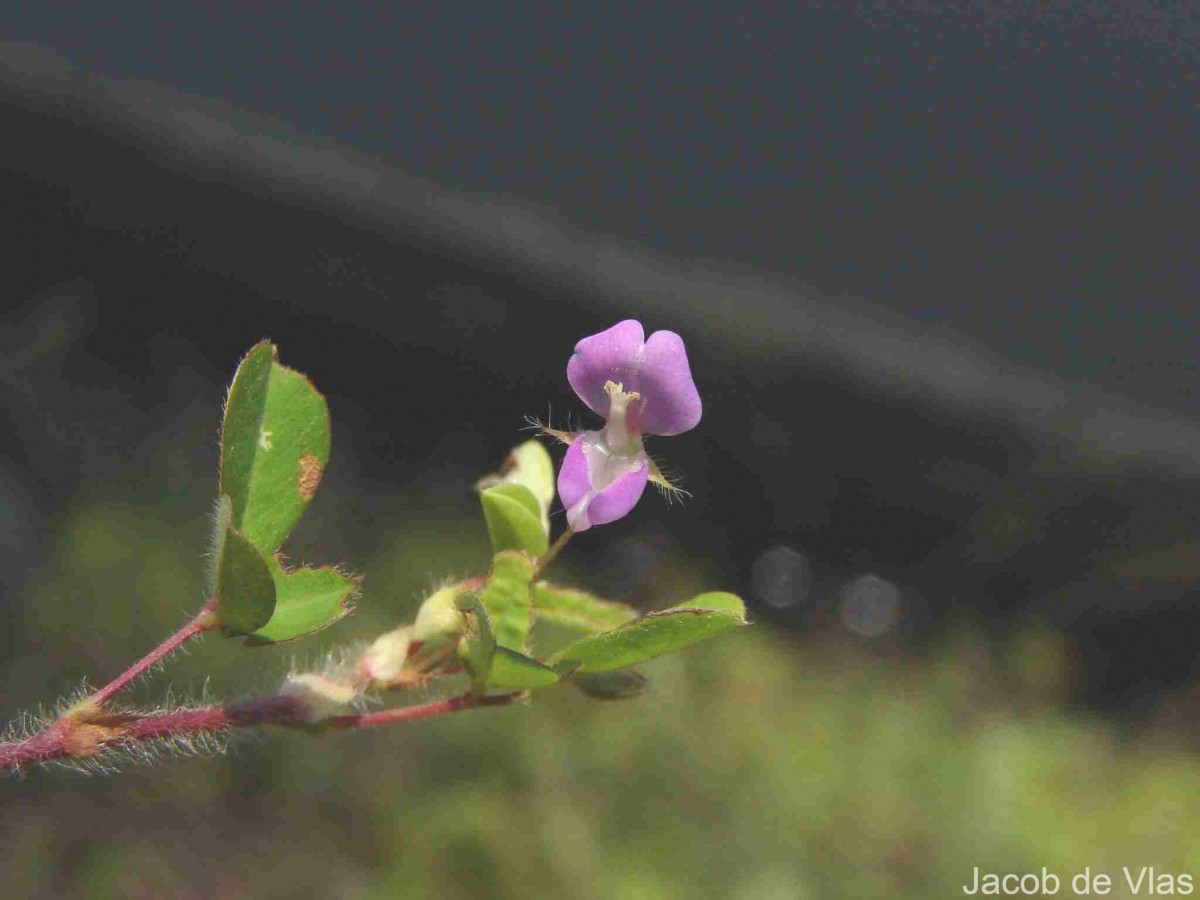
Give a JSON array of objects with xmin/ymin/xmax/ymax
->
[{"xmin": 2, "ymin": 5, "xmax": 1199, "ymax": 897}]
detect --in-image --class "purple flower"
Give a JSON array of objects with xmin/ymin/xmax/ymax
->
[
  {"xmin": 557, "ymin": 320, "xmax": 701, "ymax": 532},
  {"xmin": 566, "ymin": 319, "xmax": 702, "ymax": 437}
]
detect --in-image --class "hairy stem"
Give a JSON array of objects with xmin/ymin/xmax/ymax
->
[
  {"xmin": 1, "ymin": 691, "xmax": 520, "ymax": 774},
  {"xmin": 533, "ymin": 528, "xmax": 574, "ymax": 579},
  {"xmin": 85, "ymin": 599, "xmax": 218, "ymax": 709}
]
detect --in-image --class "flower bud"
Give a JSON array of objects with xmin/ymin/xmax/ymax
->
[
  {"xmin": 279, "ymin": 673, "xmax": 359, "ymax": 724},
  {"xmin": 407, "ymin": 583, "xmax": 473, "ymax": 673},
  {"xmin": 412, "ymin": 584, "xmax": 468, "ymax": 645},
  {"xmin": 361, "ymin": 626, "xmax": 412, "ymax": 686}
]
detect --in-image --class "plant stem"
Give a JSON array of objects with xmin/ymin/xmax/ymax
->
[
  {"xmin": 86, "ymin": 599, "xmax": 218, "ymax": 709},
  {"xmin": 533, "ymin": 528, "xmax": 574, "ymax": 579},
  {"xmin": 0, "ymin": 721, "xmax": 71, "ymax": 774},
  {"xmin": 324, "ymin": 692, "xmax": 520, "ymax": 730},
  {"xmin": 0, "ymin": 692, "xmax": 520, "ymax": 774}
]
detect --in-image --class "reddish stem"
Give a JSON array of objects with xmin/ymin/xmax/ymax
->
[
  {"xmin": 324, "ymin": 692, "xmax": 519, "ymax": 730},
  {"xmin": 0, "ymin": 720, "xmax": 72, "ymax": 774},
  {"xmin": 1, "ymin": 692, "xmax": 519, "ymax": 774},
  {"xmin": 87, "ymin": 600, "xmax": 217, "ymax": 709},
  {"xmin": 121, "ymin": 695, "xmax": 304, "ymax": 739}
]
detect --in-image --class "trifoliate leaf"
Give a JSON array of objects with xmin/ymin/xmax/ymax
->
[
  {"xmin": 480, "ymin": 484, "xmax": 548, "ymax": 556},
  {"xmin": 533, "ymin": 583, "xmax": 638, "ymax": 634},
  {"xmin": 481, "ymin": 551, "xmax": 535, "ymax": 651},
  {"xmin": 487, "ymin": 647, "xmax": 560, "ymax": 691},
  {"xmin": 545, "ymin": 593, "xmax": 748, "ymax": 675},
  {"xmin": 212, "ymin": 496, "xmax": 277, "ymax": 635},
  {"xmin": 455, "ymin": 593, "xmax": 496, "ymax": 694},
  {"xmin": 244, "ymin": 563, "xmax": 359, "ymax": 645},
  {"xmin": 220, "ymin": 341, "xmax": 331, "ymax": 556}
]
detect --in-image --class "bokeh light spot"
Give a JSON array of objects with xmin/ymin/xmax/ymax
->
[
  {"xmin": 840, "ymin": 574, "xmax": 901, "ymax": 637},
  {"xmin": 750, "ymin": 545, "xmax": 811, "ymax": 610}
]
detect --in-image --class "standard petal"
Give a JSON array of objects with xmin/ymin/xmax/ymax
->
[
  {"xmin": 557, "ymin": 434, "xmax": 593, "ymax": 515},
  {"xmin": 635, "ymin": 329, "xmax": 702, "ymax": 436},
  {"xmin": 566, "ymin": 319, "xmax": 646, "ymax": 420},
  {"xmin": 586, "ymin": 456, "xmax": 649, "ymax": 526}
]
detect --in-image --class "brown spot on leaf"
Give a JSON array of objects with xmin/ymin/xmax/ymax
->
[{"xmin": 298, "ymin": 454, "xmax": 323, "ymax": 500}]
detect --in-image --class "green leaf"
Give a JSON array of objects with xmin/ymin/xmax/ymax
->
[
  {"xmin": 480, "ymin": 484, "xmax": 549, "ymax": 556},
  {"xmin": 545, "ymin": 594, "xmax": 748, "ymax": 675},
  {"xmin": 220, "ymin": 341, "xmax": 331, "ymax": 556},
  {"xmin": 672, "ymin": 592, "xmax": 747, "ymax": 617},
  {"xmin": 455, "ymin": 594, "xmax": 496, "ymax": 694},
  {"xmin": 487, "ymin": 647, "xmax": 560, "ymax": 690},
  {"xmin": 570, "ymin": 669, "xmax": 647, "ymax": 700},
  {"xmin": 477, "ymin": 440, "xmax": 555, "ymax": 533},
  {"xmin": 244, "ymin": 564, "xmax": 359, "ymax": 645},
  {"xmin": 532, "ymin": 583, "xmax": 638, "ymax": 634},
  {"xmin": 481, "ymin": 551, "xmax": 535, "ymax": 651},
  {"xmin": 212, "ymin": 497, "xmax": 277, "ymax": 635}
]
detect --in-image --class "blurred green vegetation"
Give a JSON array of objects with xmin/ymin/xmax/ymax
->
[{"xmin": 2, "ymin": 443, "xmax": 1198, "ymax": 899}]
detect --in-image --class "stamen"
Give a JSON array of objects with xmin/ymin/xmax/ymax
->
[{"xmin": 603, "ymin": 380, "xmax": 642, "ymax": 454}]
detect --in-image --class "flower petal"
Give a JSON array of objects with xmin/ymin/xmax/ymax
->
[
  {"xmin": 557, "ymin": 434, "xmax": 593, "ymax": 519},
  {"xmin": 636, "ymin": 329, "xmax": 702, "ymax": 436},
  {"xmin": 586, "ymin": 458, "xmax": 649, "ymax": 526},
  {"xmin": 566, "ymin": 320, "xmax": 702, "ymax": 437},
  {"xmin": 566, "ymin": 320, "xmax": 646, "ymax": 421},
  {"xmin": 557, "ymin": 429, "xmax": 651, "ymax": 532}
]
